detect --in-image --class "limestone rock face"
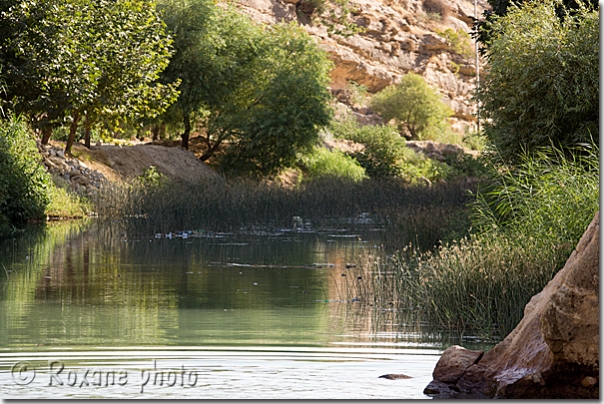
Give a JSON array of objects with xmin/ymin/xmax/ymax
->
[
  {"xmin": 424, "ymin": 212, "xmax": 600, "ymax": 399},
  {"xmin": 235, "ymin": 0, "xmax": 489, "ymax": 131}
]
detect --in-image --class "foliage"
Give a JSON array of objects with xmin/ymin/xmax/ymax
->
[
  {"xmin": 436, "ymin": 28, "xmax": 474, "ymax": 58},
  {"xmin": 474, "ymin": 0, "xmax": 599, "ymax": 49},
  {"xmin": 330, "ymin": 118, "xmax": 474, "ymax": 183},
  {"xmin": 156, "ymin": 1, "xmax": 333, "ymax": 177},
  {"xmin": 298, "ymin": 146, "xmax": 367, "ymax": 182},
  {"xmin": 370, "ymin": 73, "xmax": 453, "ymax": 140},
  {"xmin": 0, "ymin": 0, "xmax": 178, "ymax": 152},
  {"xmin": 477, "ymin": 1, "xmax": 598, "ymax": 162},
  {"xmin": 210, "ymin": 22, "xmax": 334, "ymax": 177},
  {"xmin": 155, "ymin": 0, "xmax": 227, "ymax": 149},
  {"xmin": 298, "ymin": 0, "xmax": 364, "ymax": 37},
  {"xmin": 135, "ymin": 166, "xmax": 168, "ymax": 189},
  {"xmin": 0, "ymin": 115, "xmax": 50, "ymax": 232},
  {"xmin": 368, "ymin": 145, "xmax": 599, "ymax": 339},
  {"xmin": 45, "ymin": 180, "xmax": 91, "ymax": 219},
  {"xmin": 331, "ymin": 120, "xmax": 407, "ymax": 178},
  {"xmin": 347, "ymin": 81, "xmax": 369, "ymax": 108}
]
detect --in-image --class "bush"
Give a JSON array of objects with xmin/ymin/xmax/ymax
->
[
  {"xmin": 478, "ymin": 1, "xmax": 598, "ymax": 162},
  {"xmin": 0, "ymin": 115, "xmax": 51, "ymax": 232},
  {"xmin": 369, "ymin": 73, "xmax": 453, "ymax": 140},
  {"xmin": 298, "ymin": 146, "xmax": 367, "ymax": 182},
  {"xmin": 331, "ymin": 120, "xmax": 407, "ymax": 178},
  {"xmin": 45, "ymin": 181, "xmax": 91, "ymax": 219},
  {"xmin": 436, "ymin": 28, "xmax": 474, "ymax": 58}
]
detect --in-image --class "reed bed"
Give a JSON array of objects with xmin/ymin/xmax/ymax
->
[
  {"xmin": 94, "ymin": 176, "xmax": 476, "ymax": 253},
  {"xmin": 360, "ymin": 146, "xmax": 600, "ymax": 340}
]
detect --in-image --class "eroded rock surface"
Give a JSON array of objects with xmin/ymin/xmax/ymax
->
[
  {"xmin": 424, "ymin": 213, "xmax": 600, "ymax": 399},
  {"xmin": 235, "ymin": 0, "xmax": 489, "ymax": 131}
]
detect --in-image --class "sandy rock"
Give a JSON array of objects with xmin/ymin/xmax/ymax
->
[
  {"xmin": 323, "ymin": 137, "xmax": 364, "ymax": 154},
  {"xmin": 425, "ymin": 212, "xmax": 600, "ymax": 399},
  {"xmin": 432, "ymin": 345, "xmax": 483, "ymax": 383}
]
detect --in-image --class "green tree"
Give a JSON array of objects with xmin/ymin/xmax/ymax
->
[
  {"xmin": 474, "ymin": 0, "xmax": 599, "ymax": 49},
  {"xmin": 216, "ymin": 23, "xmax": 333, "ymax": 177},
  {"xmin": 369, "ymin": 73, "xmax": 453, "ymax": 140},
  {"xmin": 156, "ymin": 0, "xmax": 262, "ymax": 151},
  {"xmin": 477, "ymin": 1, "xmax": 598, "ymax": 162},
  {"xmin": 0, "ymin": 0, "xmax": 178, "ymax": 153},
  {"xmin": 157, "ymin": 1, "xmax": 333, "ymax": 176}
]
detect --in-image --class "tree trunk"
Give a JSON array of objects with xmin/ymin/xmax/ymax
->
[
  {"xmin": 41, "ymin": 126, "xmax": 52, "ymax": 145},
  {"xmin": 84, "ymin": 114, "xmax": 91, "ymax": 149},
  {"xmin": 199, "ymin": 139, "xmax": 222, "ymax": 162},
  {"xmin": 152, "ymin": 125, "xmax": 160, "ymax": 141},
  {"xmin": 65, "ymin": 111, "xmax": 81, "ymax": 155},
  {"xmin": 181, "ymin": 112, "xmax": 191, "ymax": 150}
]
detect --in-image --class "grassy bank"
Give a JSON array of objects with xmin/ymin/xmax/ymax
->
[{"xmin": 363, "ymin": 146, "xmax": 599, "ymax": 340}]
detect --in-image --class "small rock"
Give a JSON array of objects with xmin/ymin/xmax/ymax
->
[
  {"xmin": 379, "ymin": 374, "xmax": 412, "ymax": 380},
  {"xmin": 581, "ymin": 376, "xmax": 597, "ymax": 388}
]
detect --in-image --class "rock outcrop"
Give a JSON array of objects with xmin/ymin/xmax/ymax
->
[
  {"xmin": 424, "ymin": 212, "xmax": 600, "ymax": 399},
  {"xmin": 39, "ymin": 142, "xmax": 109, "ymax": 197},
  {"xmin": 235, "ymin": 0, "xmax": 489, "ymax": 131}
]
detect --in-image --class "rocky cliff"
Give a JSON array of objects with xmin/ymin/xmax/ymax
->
[
  {"xmin": 235, "ymin": 0, "xmax": 489, "ymax": 133},
  {"xmin": 424, "ymin": 212, "xmax": 600, "ymax": 399}
]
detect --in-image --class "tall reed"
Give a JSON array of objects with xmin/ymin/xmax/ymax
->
[
  {"xmin": 94, "ymin": 176, "xmax": 477, "ymax": 253},
  {"xmin": 364, "ymin": 145, "xmax": 599, "ymax": 339}
]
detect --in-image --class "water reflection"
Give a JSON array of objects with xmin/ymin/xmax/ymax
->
[
  {"xmin": 0, "ymin": 221, "xmax": 386, "ymax": 349},
  {"xmin": 0, "ymin": 220, "xmax": 480, "ymax": 398}
]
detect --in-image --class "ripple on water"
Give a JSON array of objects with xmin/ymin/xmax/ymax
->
[{"xmin": 0, "ymin": 346, "xmax": 439, "ymax": 399}]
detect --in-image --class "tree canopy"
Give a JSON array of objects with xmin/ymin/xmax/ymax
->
[
  {"xmin": 369, "ymin": 73, "xmax": 452, "ymax": 140},
  {"xmin": 0, "ymin": 0, "xmax": 178, "ymax": 153},
  {"xmin": 477, "ymin": 0, "xmax": 598, "ymax": 162},
  {"xmin": 157, "ymin": 0, "xmax": 333, "ymax": 177}
]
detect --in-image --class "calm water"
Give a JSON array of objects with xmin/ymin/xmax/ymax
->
[{"xmin": 0, "ymin": 220, "xmax": 456, "ymax": 399}]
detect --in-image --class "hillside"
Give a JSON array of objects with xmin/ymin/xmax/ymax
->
[{"xmin": 236, "ymin": 0, "xmax": 488, "ymax": 132}]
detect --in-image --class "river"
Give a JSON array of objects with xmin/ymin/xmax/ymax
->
[{"xmin": 0, "ymin": 220, "xmax": 473, "ymax": 399}]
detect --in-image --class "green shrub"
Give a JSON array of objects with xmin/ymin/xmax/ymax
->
[
  {"xmin": 331, "ymin": 120, "xmax": 407, "ymax": 178},
  {"xmin": 436, "ymin": 28, "xmax": 474, "ymax": 58},
  {"xmin": 397, "ymin": 148, "xmax": 455, "ymax": 184},
  {"xmin": 369, "ymin": 73, "xmax": 453, "ymax": 140},
  {"xmin": 298, "ymin": 146, "xmax": 367, "ymax": 182},
  {"xmin": 0, "ymin": 115, "xmax": 51, "ymax": 232},
  {"xmin": 45, "ymin": 181, "xmax": 91, "ymax": 219},
  {"xmin": 478, "ymin": 0, "xmax": 598, "ymax": 162}
]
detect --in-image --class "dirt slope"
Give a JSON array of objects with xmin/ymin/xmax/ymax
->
[{"xmin": 51, "ymin": 140, "xmax": 219, "ymax": 184}]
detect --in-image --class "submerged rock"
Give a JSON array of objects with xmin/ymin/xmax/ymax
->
[
  {"xmin": 379, "ymin": 374, "xmax": 412, "ymax": 380},
  {"xmin": 424, "ymin": 212, "xmax": 600, "ymax": 399}
]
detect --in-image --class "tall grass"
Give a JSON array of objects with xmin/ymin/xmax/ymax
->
[
  {"xmin": 94, "ymin": 175, "xmax": 476, "ymax": 253},
  {"xmin": 364, "ymin": 145, "xmax": 599, "ymax": 339}
]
